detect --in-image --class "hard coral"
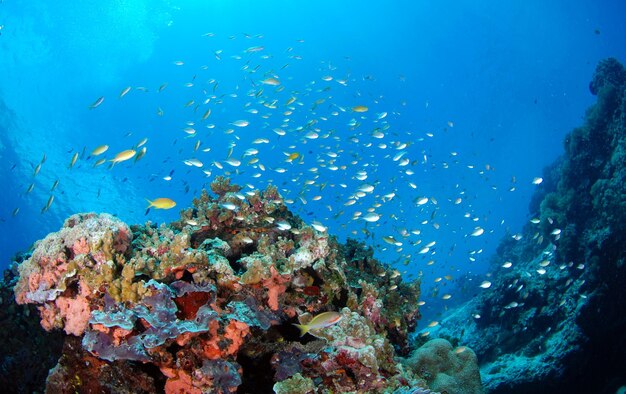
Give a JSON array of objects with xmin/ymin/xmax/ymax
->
[
  {"xmin": 273, "ymin": 373, "xmax": 315, "ymax": 394},
  {"xmin": 404, "ymin": 338, "xmax": 483, "ymax": 394}
]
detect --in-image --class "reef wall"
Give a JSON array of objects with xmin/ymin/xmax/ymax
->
[
  {"xmin": 428, "ymin": 58, "xmax": 626, "ymax": 393},
  {"xmin": 3, "ymin": 176, "xmax": 483, "ymax": 393}
]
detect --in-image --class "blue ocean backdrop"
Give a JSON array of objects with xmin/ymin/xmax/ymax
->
[
  {"xmin": 1, "ymin": 2, "xmax": 626, "ymax": 392},
  {"xmin": 3, "ymin": 1, "xmax": 624, "ymax": 319}
]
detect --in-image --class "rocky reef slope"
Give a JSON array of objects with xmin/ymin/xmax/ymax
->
[{"xmin": 428, "ymin": 58, "xmax": 626, "ymax": 393}]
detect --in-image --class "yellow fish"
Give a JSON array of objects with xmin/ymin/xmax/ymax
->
[
  {"xmin": 293, "ymin": 311, "xmax": 342, "ymax": 337},
  {"xmin": 285, "ymin": 152, "xmax": 300, "ymax": 162},
  {"xmin": 91, "ymin": 145, "xmax": 109, "ymax": 156},
  {"xmin": 352, "ymin": 105, "xmax": 369, "ymax": 113},
  {"xmin": 146, "ymin": 198, "xmax": 176, "ymax": 210},
  {"xmin": 109, "ymin": 149, "xmax": 136, "ymax": 164}
]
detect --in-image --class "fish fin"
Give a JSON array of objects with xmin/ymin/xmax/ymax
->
[{"xmin": 292, "ymin": 323, "xmax": 309, "ymax": 337}]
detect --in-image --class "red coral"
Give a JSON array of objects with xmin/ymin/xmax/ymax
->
[
  {"xmin": 200, "ymin": 319, "xmax": 250, "ymax": 360},
  {"xmin": 361, "ymin": 294, "xmax": 384, "ymax": 326},
  {"xmin": 174, "ymin": 291, "xmax": 211, "ymax": 320},
  {"xmin": 319, "ymin": 347, "xmax": 384, "ymax": 392},
  {"xmin": 202, "ymin": 320, "xmax": 224, "ymax": 360},
  {"xmin": 113, "ymin": 226, "xmax": 131, "ymax": 253},
  {"xmin": 156, "ymin": 245, "xmax": 169, "ymax": 256},
  {"xmin": 303, "ymin": 285, "xmax": 321, "ymax": 296}
]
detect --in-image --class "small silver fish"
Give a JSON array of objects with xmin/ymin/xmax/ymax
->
[{"xmin": 89, "ymin": 96, "xmax": 104, "ymax": 109}]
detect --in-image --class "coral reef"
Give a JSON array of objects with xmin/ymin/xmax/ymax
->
[
  {"xmin": 426, "ymin": 57, "xmax": 626, "ymax": 393},
  {"xmin": 14, "ymin": 212, "xmax": 133, "ymax": 335},
  {"xmin": 5, "ymin": 175, "xmax": 473, "ymax": 392},
  {"xmin": 403, "ymin": 339, "xmax": 482, "ymax": 394}
]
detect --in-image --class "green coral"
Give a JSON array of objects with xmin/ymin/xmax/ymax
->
[{"xmin": 272, "ymin": 373, "xmax": 314, "ymax": 394}]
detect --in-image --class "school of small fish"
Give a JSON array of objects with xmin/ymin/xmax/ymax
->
[{"xmin": 12, "ymin": 33, "xmax": 570, "ymax": 330}]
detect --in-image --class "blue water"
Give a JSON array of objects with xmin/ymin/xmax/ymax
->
[{"xmin": 1, "ymin": 1, "xmax": 625, "ymax": 321}]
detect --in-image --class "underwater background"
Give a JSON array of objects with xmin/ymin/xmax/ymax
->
[{"xmin": 1, "ymin": 1, "xmax": 626, "ymax": 393}]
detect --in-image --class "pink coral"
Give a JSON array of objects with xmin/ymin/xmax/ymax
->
[
  {"xmin": 223, "ymin": 320, "xmax": 250, "ymax": 356},
  {"xmin": 92, "ymin": 324, "xmax": 133, "ymax": 346},
  {"xmin": 72, "ymin": 237, "xmax": 90, "ymax": 255},
  {"xmin": 262, "ymin": 266, "xmax": 290, "ymax": 311},
  {"xmin": 164, "ymin": 370, "xmax": 201, "ymax": 394},
  {"xmin": 55, "ymin": 294, "xmax": 91, "ymax": 336},
  {"xmin": 16, "ymin": 255, "xmax": 68, "ymax": 304},
  {"xmin": 38, "ymin": 303, "xmax": 59, "ymax": 332},
  {"xmin": 36, "ymin": 284, "xmax": 92, "ymax": 336},
  {"xmin": 13, "ymin": 213, "xmax": 133, "ymax": 336}
]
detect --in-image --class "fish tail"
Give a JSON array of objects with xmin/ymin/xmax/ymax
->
[
  {"xmin": 292, "ymin": 324, "xmax": 309, "ymax": 337},
  {"xmin": 146, "ymin": 199, "xmax": 154, "ymax": 209}
]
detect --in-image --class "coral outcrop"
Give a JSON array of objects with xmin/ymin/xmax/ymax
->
[
  {"xmin": 427, "ymin": 57, "xmax": 626, "ymax": 393},
  {"xmin": 0, "ymin": 258, "xmax": 65, "ymax": 393},
  {"xmin": 6, "ymin": 175, "xmax": 480, "ymax": 393},
  {"xmin": 403, "ymin": 339, "xmax": 482, "ymax": 394}
]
